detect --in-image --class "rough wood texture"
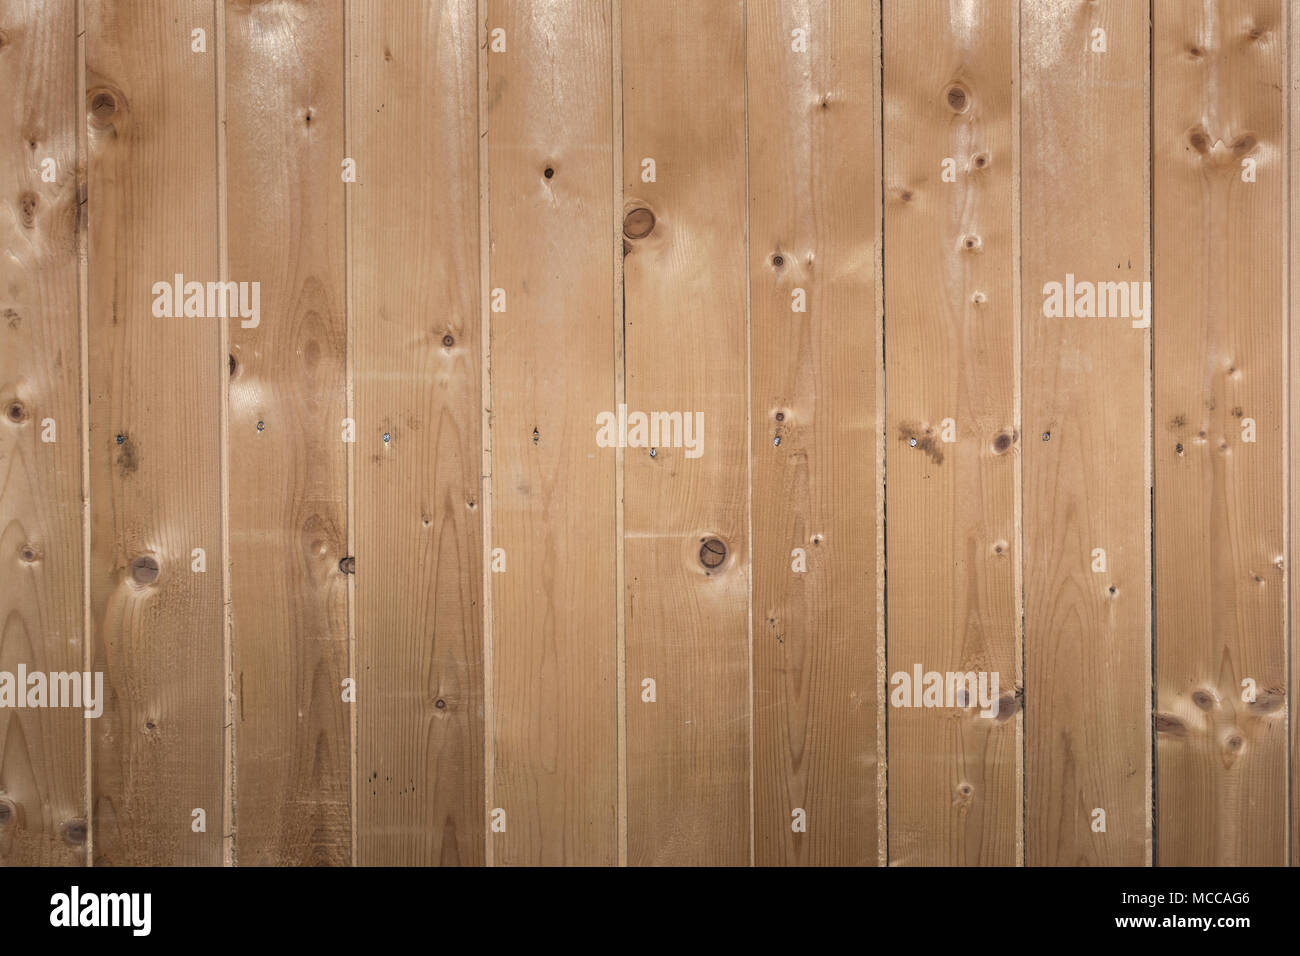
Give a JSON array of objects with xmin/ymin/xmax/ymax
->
[
  {"xmin": 0, "ymin": 0, "xmax": 85, "ymax": 866},
  {"xmin": 351, "ymin": 0, "xmax": 484, "ymax": 866},
  {"xmin": 486, "ymin": 0, "xmax": 618, "ymax": 866},
  {"xmin": 1153, "ymin": 0, "xmax": 1287, "ymax": 866},
  {"xmin": 883, "ymin": 0, "xmax": 1020, "ymax": 867},
  {"xmin": 86, "ymin": 0, "xmax": 225, "ymax": 865},
  {"xmin": 1020, "ymin": 0, "xmax": 1151, "ymax": 866},
  {"xmin": 225, "ymin": 0, "xmax": 350, "ymax": 866},
  {"xmin": 748, "ymin": 0, "xmax": 882, "ymax": 867}
]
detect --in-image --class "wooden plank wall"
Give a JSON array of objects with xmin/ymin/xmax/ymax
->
[{"xmin": 1, "ymin": 0, "xmax": 1299, "ymax": 868}]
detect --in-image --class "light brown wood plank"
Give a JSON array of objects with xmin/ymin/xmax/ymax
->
[
  {"xmin": 1020, "ymin": 0, "xmax": 1151, "ymax": 866},
  {"xmin": 1290, "ymin": 0, "xmax": 1300, "ymax": 870},
  {"xmin": 1153, "ymin": 0, "xmax": 1287, "ymax": 866},
  {"xmin": 0, "ymin": 0, "xmax": 85, "ymax": 866},
  {"xmin": 86, "ymin": 0, "xmax": 225, "ymax": 865},
  {"xmin": 486, "ymin": 0, "xmax": 617, "ymax": 866},
  {"xmin": 622, "ymin": 0, "xmax": 750, "ymax": 866},
  {"xmin": 351, "ymin": 0, "xmax": 484, "ymax": 866},
  {"xmin": 225, "ymin": 0, "xmax": 350, "ymax": 866},
  {"xmin": 748, "ymin": 0, "xmax": 881, "ymax": 867},
  {"xmin": 883, "ymin": 0, "xmax": 1020, "ymax": 867}
]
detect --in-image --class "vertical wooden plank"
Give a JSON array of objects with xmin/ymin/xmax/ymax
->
[
  {"xmin": 1020, "ymin": 0, "xmax": 1151, "ymax": 866},
  {"xmin": 486, "ymin": 0, "xmax": 617, "ymax": 866},
  {"xmin": 0, "ymin": 0, "xmax": 85, "ymax": 865},
  {"xmin": 1154, "ymin": 0, "xmax": 1287, "ymax": 866},
  {"xmin": 224, "ymin": 0, "xmax": 349, "ymax": 865},
  {"xmin": 622, "ymin": 0, "xmax": 750, "ymax": 866},
  {"xmin": 748, "ymin": 0, "xmax": 881, "ymax": 866},
  {"xmin": 882, "ymin": 0, "xmax": 1019, "ymax": 866},
  {"xmin": 1291, "ymin": 0, "xmax": 1300, "ymax": 870},
  {"xmin": 86, "ymin": 0, "xmax": 224, "ymax": 865},
  {"xmin": 350, "ymin": 0, "xmax": 484, "ymax": 866}
]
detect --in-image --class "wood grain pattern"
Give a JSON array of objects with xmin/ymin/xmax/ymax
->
[
  {"xmin": 351, "ymin": 0, "xmax": 484, "ymax": 867},
  {"xmin": 1153, "ymin": 0, "xmax": 1287, "ymax": 866},
  {"xmin": 486, "ymin": 0, "xmax": 617, "ymax": 866},
  {"xmin": 3, "ymin": 0, "xmax": 1300, "ymax": 869},
  {"xmin": 0, "ymin": 0, "xmax": 85, "ymax": 866},
  {"xmin": 1020, "ymin": 0, "xmax": 1151, "ymax": 866},
  {"xmin": 883, "ymin": 0, "xmax": 1019, "ymax": 867},
  {"xmin": 225, "ymin": 0, "xmax": 350, "ymax": 866},
  {"xmin": 86, "ymin": 0, "xmax": 225, "ymax": 865},
  {"xmin": 1290, "ymin": 0, "xmax": 1299, "ymax": 870},
  {"xmin": 748, "ymin": 0, "xmax": 881, "ymax": 867},
  {"xmin": 622, "ymin": 0, "xmax": 751, "ymax": 866}
]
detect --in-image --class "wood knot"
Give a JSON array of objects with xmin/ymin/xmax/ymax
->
[
  {"xmin": 129, "ymin": 554, "xmax": 160, "ymax": 587},
  {"xmin": 995, "ymin": 692, "xmax": 1018, "ymax": 721},
  {"xmin": 442, "ymin": 333, "xmax": 455, "ymax": 348},
  {"xmin": 19, "ymin": 543, "xmax": 40, "ymax": 563},
  {"xmin": 1231, "ymin": 133, "xmax": 1257, "ymax": 157},
  {"xmin": 18, "ymin": 191, "xmax": 37, "ymax": 228},
  {"xmin": 0, "ymin": 797, "xmax": 15, "ymax": 827},
  {"xmin": 88, "ymin": 87, "xmax": 122, "ymax": 129},
  {"xmin": 972, "ymin": 152, "xmax": 989, "ymax": 169},
  {"xmin": 1187, "ymin": 127, "xmax": 1210, "ymax": 154},
  {"xmin": 1191, "ymin": 688, "xmax": 1216, "ymax": 710},
  {"xmin": 338, "ymin": 555, "xmax": 356, "ymax": 574},
  {"xmin": 1154, "ymin": 712, "xmax": 1187, "ymax": 736},
  {"xmin": 1247, "ymin": 686, "xmax": 1284, "ymax": 714},
  {"xmin": 992, "ymin": 431, "xmax": 1013, "ymax": 454},
  {"xmin": 945, "ymin": 83, "xmax": 970, "ymax": 113},
  {"xmin": 5, "ymin": 399, "xmax": 28, "ymax": 423},
  {"xmin": 61, "ymin": 819, "xmax": 87, "ymax": 845},
  {"xmin": 434, "ymin": 698, "xmax": 447, "ymax": 710},
  {"xmin": 699, "ymin": 536, "xmax": 727, "ymax": 572},
  {"xmin": 623, "ymin": 207, "xmax": 655, "ymax": 240}
]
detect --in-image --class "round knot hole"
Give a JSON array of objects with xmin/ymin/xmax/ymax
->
[
  {"xmin": 130, "ymin": 555, "xmax": 160, "ymax": 586},
  {"xmin": 623, "ymin": 207, "xmax": 655, "ymax": 239},
  {"xmin": 88, "ymin": 88, "xmax": 119, "ymax": 128},
  {"xmin": 699, "ymin": 537, "xmax": 727, "ymax": 571}
]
